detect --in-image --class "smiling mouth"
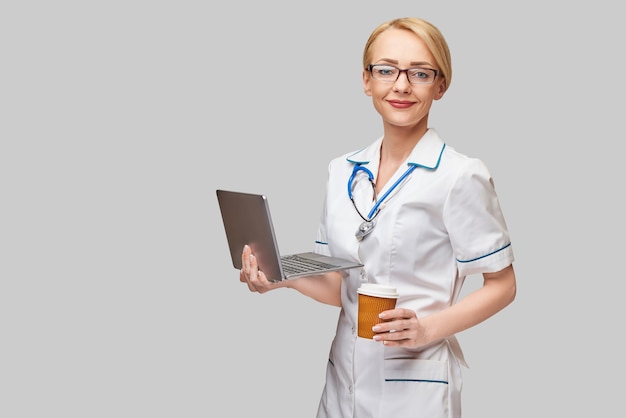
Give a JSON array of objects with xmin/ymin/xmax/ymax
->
[{"xmin": 388, "ymin": 100, "xmax": 414, "ymax": 108}]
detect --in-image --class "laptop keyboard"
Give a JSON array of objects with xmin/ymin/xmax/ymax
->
[{"xmin": 281, "ymin": 254, "xmax": 339, "ymax": 275}]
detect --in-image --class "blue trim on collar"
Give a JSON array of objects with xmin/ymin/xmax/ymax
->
[
  {"xmin": 346, "ymin": 147, "xmax": 370, "ymax": 165},
  {"xmin": 407, "ymin": 143, "xmax": 446, "ymax": 170},
  {"xmin": 346, "ymin": 142, "xmax": 447, "ymax": 170}
]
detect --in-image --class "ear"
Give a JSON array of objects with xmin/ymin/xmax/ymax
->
[
  {"xmin": 363, "ymin": 69, "xmax": 373, "ymax": 96},
  {"xmin": 433, "ymin": 78, "xmax": 447, "ymax": 101}
]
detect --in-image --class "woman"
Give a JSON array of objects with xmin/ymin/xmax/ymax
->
[{"xmin": 240, "ymin": 17, "xmax": 516, "ymax": 418}]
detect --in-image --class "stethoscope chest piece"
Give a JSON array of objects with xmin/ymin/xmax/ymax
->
[{"xmin": 355, "ymin": 220, "xmax": 376, "ymax": 241}]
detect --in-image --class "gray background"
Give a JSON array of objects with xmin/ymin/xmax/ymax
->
[{"xmin": 2, "ymin": 1, "xmax": 624, "ymax": 417}]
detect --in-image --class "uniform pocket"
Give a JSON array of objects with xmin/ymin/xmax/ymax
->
[{"xmin": 382, "ymin": 358, "xmax": 449, "ymax": 418}]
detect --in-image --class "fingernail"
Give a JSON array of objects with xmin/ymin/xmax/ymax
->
[{"xmin": 372, "ymin": 326, "xmax": 380, "ymax": 332}]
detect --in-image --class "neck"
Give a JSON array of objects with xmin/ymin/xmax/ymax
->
[{"xmin": 380, "ymin": 126, "xmax": 428, "ymax": 165}]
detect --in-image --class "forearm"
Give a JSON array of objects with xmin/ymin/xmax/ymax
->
[
  {"xmin": 421, "ymin": 265, "xmax": 517, "ymax": 344},
  {"xmin": 284, "ymin": 271, "xmax": 343, "ymax": 307}
]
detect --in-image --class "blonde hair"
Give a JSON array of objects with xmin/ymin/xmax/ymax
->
[{"xmin": 362, "ymin": 17, "xmax": 452, "ymax": 91}]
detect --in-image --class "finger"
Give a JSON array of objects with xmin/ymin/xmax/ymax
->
[
  {"xmin": 379, "ymin": 308, "xmax": 415, "ymax": 321},
  {"xmin": 373, "ymin": 328, "xmax": 404, "ymax": 344},
  {"xmin": 239, "ymin": 246, "xmax": 259, "ymax": 292},
  {"xmin": 373, "ymin": 319, "xmax": 408, "ymax": 335},
  {"xmin": 249, "ymin": 253, "xmax": 259, "ymax": 274},
  {"xmin": 241, "ymin": 244, "xmax": 251, "ymax": 273}
]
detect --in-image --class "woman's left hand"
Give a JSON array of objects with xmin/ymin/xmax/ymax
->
[{"xmin": 372, "ymin": 308, "xmax": 426, "ymax": 348}]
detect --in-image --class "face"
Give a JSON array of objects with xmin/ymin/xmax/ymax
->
[{"xmin": 363, "ymin": 28, "xmax": 446, "ymax": 131}]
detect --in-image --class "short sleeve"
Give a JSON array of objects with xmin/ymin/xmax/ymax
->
[{"xmin": 443, "ymin": 158, "xmax": 514, "ymax": 276}]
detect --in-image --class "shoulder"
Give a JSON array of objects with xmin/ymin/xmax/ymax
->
[{"xmin": 440, "ymin": 143, "xmax": 492, "ymax": 180}]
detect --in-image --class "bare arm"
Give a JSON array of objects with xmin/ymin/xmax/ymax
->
[
  {"xmin": 240, "ymin": 245, "xmax": 343, "ymax": 306},
  {"xmin": 373, "ymin": 264, "xmax": 517, "ymax": 348}
]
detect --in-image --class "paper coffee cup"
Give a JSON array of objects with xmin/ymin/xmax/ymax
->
[{"xmin": 357, "ymin": 283, "xmax": 399, "ymax": 339}]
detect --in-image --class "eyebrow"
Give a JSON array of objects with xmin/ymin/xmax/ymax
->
[{"xmin": 376, "ymin": 58, "xmax": 434, "ymax": 67}]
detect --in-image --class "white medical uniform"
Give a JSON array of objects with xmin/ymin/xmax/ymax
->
[{"xmin": 314, "ymin": 129, "xmax": 514, "ymax": 418}]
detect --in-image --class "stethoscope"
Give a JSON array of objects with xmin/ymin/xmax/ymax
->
[{"xmin": 348, "ymin": 163, "xmax": 418, "ymax": 240}]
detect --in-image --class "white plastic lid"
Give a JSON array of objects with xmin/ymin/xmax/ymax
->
[{"xmin": 357, "ymin": 283, "xmax": 399, "ymax": 298}]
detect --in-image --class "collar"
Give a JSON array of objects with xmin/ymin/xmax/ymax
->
[{"xmin": 345, "ymin": 128, "xmax": 446, "ymax": 171}]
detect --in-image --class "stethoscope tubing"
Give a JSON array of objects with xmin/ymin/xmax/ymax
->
[{"xmin": 347, "ymin": 163, "xmax": 418, "ymax": 220}]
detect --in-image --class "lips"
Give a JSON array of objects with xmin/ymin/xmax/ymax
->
[{"xmin": 388, "ymin": 100, "xmax": 414, "ymax": 109}]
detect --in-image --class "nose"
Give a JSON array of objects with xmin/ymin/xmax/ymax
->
[{"xmin": 393, "ymin": 70, "xmax": 412, "ymax": 92}]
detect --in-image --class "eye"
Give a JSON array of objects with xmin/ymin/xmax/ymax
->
[
  {"xmin": 374, "ymin": 66, "xmax": 397, "ymax": 76},
  {"xmin": 409, "ymin": 69, "xmax": 431, "ymax": 79}
]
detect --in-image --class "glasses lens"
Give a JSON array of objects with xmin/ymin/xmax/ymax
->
[
  {"xmin": 371, "ymin": 65, "xmax": 398, "ymax": 82},
  {"xmin": 407, "ymin": 68, "xmax": 436, "ymax": 84}
]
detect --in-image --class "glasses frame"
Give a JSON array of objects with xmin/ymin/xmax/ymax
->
[{"xmin": 368, "ymin": 64, "xmax": 439, "ymax": 85}]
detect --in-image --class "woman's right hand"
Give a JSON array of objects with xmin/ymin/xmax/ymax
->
[{"xmin": 240, "ymin": 245, "xmax": 284, "ymax": 293}]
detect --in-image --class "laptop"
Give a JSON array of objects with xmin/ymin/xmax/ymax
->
[{"xmin": 216, "ymin": 189, "xmax": 363, "ymax": 282}]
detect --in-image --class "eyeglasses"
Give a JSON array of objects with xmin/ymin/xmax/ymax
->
[{"xmin": 368, "ymin": 64, "xmax": 438, "ymax": 85}]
